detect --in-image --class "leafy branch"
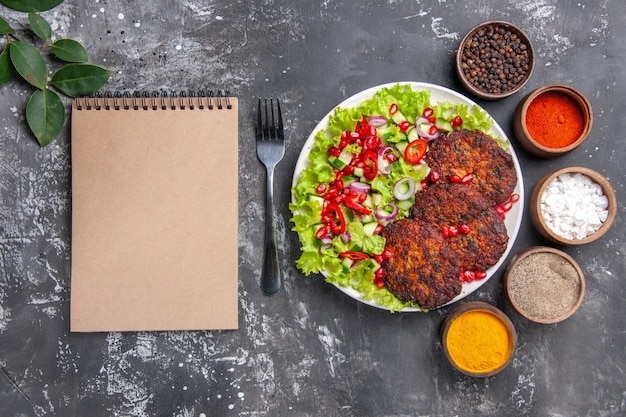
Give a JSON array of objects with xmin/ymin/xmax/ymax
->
[{"xmin": 1, "ymin": 0, "xmax": 110, "ymax": 146}]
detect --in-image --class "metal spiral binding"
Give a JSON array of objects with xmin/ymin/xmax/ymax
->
[{"xmin": 73, "ymin": 90, "xmax": 233, "ymax": 110}]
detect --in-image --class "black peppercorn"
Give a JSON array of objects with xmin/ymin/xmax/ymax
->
[{"xmin": 460, "ymin": 23, "xmax": 531, "ymax": 96}]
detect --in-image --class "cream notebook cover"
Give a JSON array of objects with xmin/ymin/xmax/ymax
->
[{"xmin": 70, "ymin": 92, "xmax": 238, "ymax": 332}]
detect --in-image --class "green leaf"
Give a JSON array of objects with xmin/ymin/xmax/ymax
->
[
  {"xmin": 50, "ymin": 63, "xmax": 109, "ymax": 97},
  {"xmin": 28, "ymin": 12, "xmax": 52, "ymax": 41},
  {"xmin": 0, "ymin": 0, "xmax": 65, "ymax": 12},
  {"xmin": 9, "ymin": 40, "xmax": 48, "ymax": 90},
  {"xmin": 26, "ymin": 88, "xmax": 65, "ymax": 146},
  {"xmin": 0, "ymin": 16, "xmax": 16, "ymax": 34},
  {"xmin": 51, "ymin": 39, "xmax": 88, "ymax": 63},
  {"xmin": 0, "ymin": 46, "xmax": 15, "ymax": 85}
]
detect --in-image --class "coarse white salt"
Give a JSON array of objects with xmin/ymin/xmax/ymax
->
[{"xmin": 540, "ymin": 172, "xmax": 609, "ymax": 240}]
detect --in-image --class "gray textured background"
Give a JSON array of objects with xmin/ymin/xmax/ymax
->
[{"xmin": 1, "ymin": 0, "xmax": 624, "ymax": 416}]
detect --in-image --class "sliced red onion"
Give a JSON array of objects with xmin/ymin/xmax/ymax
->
[
  {"xmin": 368, "ymin": 115, "xmax": 387, "ymax": 128},
  {"xmin": 319, "ymin": 236, "xmax": 333, "ymax": 253},
  {"xmin": 349, "ymin": 181, "xmax": 371, "ymax": 193},
  {"xmin": 394, "ymin": 177, "xmax": 416, "ymax": 200},
  {"xmin": 340, "ymin": 232, "xmax": 351, "ymax": 244},
  {"xmin": 378, "ymin": 159, "xmax": 391, "ymax": 175},
  {"xmin": 374, "ymin": 202, "xmax": 399, "ymax": 223},
  {"xmin": 377, "ymin": 145, "xmax": 395, "ymax": 175},
  {"xmin": 414, "ymin": 117, "xmax": 439, "ymax": 140}
]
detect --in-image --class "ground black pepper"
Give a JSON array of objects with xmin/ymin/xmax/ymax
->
[
  {"xmin": 507, "ymin": 252, "xmax": 581, "ymax": 321},
  {"xmin": 460, "ymin": 23, "xmax": 531, "ymax": 95}
]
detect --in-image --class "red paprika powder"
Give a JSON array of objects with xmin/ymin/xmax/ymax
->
[{"xmin": 525, "ymin": 91, "xmax": 584, "ymax": 148}]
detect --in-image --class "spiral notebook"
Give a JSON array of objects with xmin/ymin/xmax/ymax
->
[{"xmin": 70, "ymin": 91, "xmax": 239, "ymax": 332}]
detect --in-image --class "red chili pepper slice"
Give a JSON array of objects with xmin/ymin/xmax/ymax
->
[
  {"xmin": 339, "ymin": 251, "xmax": 370, "ymax": 261},
  {"xmin": 344, "ymin": 196, "xmax": 372, "ymax": 215},
  {"xmin": 326, "ymin": 203, "xmax": 346, "ymax": 235},
  {"xmin": 361, "ymin": 149, "xmax": 378, "ymax": 181},
  {"xmin": 404, "ymin": 139, "xmax": 427, "ymax": 164},
  {"xmin": 355, "ymin": 116, "xmax": 369, "ymax": 138}
]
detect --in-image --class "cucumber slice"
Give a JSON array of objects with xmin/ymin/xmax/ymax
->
[
  {"xmin": 391, "ymin": 110, "xmax": 407, "ymax": 125},
  {"xmin": 330, "ymin": 148, "xmax": 353, "ymax": 169},
  {"xmin": 436, "ymin": 118, "xmax": 453, "ymax": 132},
  {"xmin": 395, "ymin": 141, "xmax": 409, "ymax": 155},
  {"xmin": 363, "ymin": 222, "xmax": 380, "ymax": 236}
]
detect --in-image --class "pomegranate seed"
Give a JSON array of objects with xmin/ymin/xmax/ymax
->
[
  {"xmin": 474, "ymin": 270, "xmax": 487, "ymax": 280},
  {"xmin": 428, "ymin": 126, "xmax": 438, "ymax": 136},
  {"xmin": 315, "ymin": 184, "xmax": 327, "ymax": 194},
  {"xmin": 375, "ymin": 267, "xmax": 385, "ymax": 279},
  {"xmin": 450, "ymin": 174, "xmax": 463, "ymax": 183},
  {"xmin": 510, "ymin": 193, "xmax": 520, "ymax": 203},
  {"xmin": 374, "ymin": 278, "xmax": 385, "ymax": 288},
  {"xmin": 460, "ymin": 224, "xmax": 472, "ymax": 234},
  {"xmin": 399, "ymin": 121, "xmax": 411, "ymax": 132},
  {"xmin": 374, "ymin": 224, "xmax": 384, "ymax": 234},
  {"xmin": 500, "ymin": 201, "xmax": 513, "ymax": 212},
  {"xmin": 462, "ymin": 270, "xmax": 475, "ymax": 282},
  {"xmin": 441, "ymin": 225, "xmax": 450, "ymax": 238},
  {"xmin": 423, "ymin": 107, "xmax": 434, "ymax": 118},
  {"xmin": 461, "ymin": 174, "xmax": 474, "ymax": 184},
  {"xmin": 389, "ymin": 103, "xmax": 398, "ymax": 114},
  {"xmin": 494, "ymin": 205, "xmax": 505, "ymax": 214},
  {"xmin": 374, "ymin": 254, "xmax": 383, "ymax": 264},
  {"xmin": 328, "ymin": 147, "xmax": 341, "ymax": 157},
  {"xmin": 451, "ymin": 115, "xmax": 462, "ymax": 128},
  {"xmin": 343, "ymin": 165, "xmax": 355, "ymax": 175},
  {"xmin": 382, "ymin": 249, "xmax": 393, "ymax": 259},
  {"xmin": 332, "ymin": 195, "xmax": 343, "ymax": 204},
  {"xmin": 448, "ymin": 225, "xmax": 459, "ymax": 237},
  {"xmin": 385, "ymin": 153, "xmax": 398, "ymax": 163},
  {"xmin": 358, "ymin": 192, "xmax": 367, "ymax": 203},
  {"xmin": 430, "ymin": 171, "xmax": 440, "ymax": 182}
]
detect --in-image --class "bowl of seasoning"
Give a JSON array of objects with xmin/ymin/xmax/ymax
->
[
  {"xmin": 504, "ymin": 246, "xmax": 585, "ymax": 324},
  {"xmin": 441, "ymin": 301, "xmax": 517, "ymax": 377},
  {"xmin": 513, "ymin": 84, "xmax": 593, "ymax": 157},
  {"xmin": 456, "ymin": 21, "xmax": 534, "ymax": 100},
  {"xmin": 530, "ymin": 166, "xmax": 616, "ymax": 245}
]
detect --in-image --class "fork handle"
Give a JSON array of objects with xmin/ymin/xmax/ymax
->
[{"xmin": 261, "ymin": 166, "xmax": 281, "ymax": 295}]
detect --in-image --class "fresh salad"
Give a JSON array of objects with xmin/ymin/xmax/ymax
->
[{"xmin": 289, "ymin": 83, "xmax": 503, "ymax": 311}]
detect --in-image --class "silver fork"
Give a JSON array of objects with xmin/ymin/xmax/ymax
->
[{"xmin": 256, "ymin": 98, "xmax": 285, "ymax": 295}]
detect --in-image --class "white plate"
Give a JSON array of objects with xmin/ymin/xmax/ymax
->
[{"xmin": 291, "ymin": 82, "xmax": 524, "ymax": 311}]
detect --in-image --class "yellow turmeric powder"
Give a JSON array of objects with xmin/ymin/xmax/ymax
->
[{"xmin": 446, "ymin": 310, "xmax": 512, "ymax": 373}]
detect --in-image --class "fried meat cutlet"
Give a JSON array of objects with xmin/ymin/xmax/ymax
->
[
  {"xmin": 449, "ymin": 207, "xmax": 509, "ymax": 271},
  {"xmin": 381, "ymin": 219, "xmax": 463, "ymax": 310},
  {"xmin": 424, "ymin": 129, "xmax": 517, "ymax": 206},
  {"xmin": 409, "ymin": 182, "xmax": 488, "ymax": 222},
  {"xmin": 409, "ymin": 183, "xmax": 509, "ymax": 272}
]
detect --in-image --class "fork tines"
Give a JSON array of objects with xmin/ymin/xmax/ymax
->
[{"xmin": 257, "ymin": 98, "xmax": 284, "ymax": 141}]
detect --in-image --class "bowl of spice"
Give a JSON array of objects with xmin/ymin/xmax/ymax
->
[
  {"xmin": 513, "ymin": 84, "xmax": 593, "ymax": 157},
  {"xmin": 504, "ymin": 246, "xmax": 585, "ymax": 324},
  {"xmin": 441, "ymin": 301, "xmax": 517, "ymax": 377},
  {"xmin": 456, "ymin": 21, "xmax": 534, "ymax": 100},
  {"xmin": 530, "ymin": 166, "xmax": 616, "ymax": 245}
]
